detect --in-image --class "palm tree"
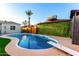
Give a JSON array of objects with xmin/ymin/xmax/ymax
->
[{"xmin": 25, "ymin": 10, "xmax": 33, "ymax": 26}]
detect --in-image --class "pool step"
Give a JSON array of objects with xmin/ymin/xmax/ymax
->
[{"xmin": 48, "ymin": 41, "xmax": 79, "ymax": 56}]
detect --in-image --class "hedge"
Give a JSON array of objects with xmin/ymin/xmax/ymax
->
[{"xmin": 37, "ymin": 21, "xmax": 71, "ymax": 37}]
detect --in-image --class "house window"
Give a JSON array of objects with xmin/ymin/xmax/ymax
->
[{"xmin": 10, "ymin": 26, "xmax": 15, "ymax": 30}]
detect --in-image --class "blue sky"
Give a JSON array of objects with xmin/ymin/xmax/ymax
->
[{"xmin": 0, "ymin": 3, "xmax": 79, "ymax": 25}]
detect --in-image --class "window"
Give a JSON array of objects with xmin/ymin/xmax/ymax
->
[
  {"xmin": 10, "ymin": 26, "xmax": 15, "ymax": 30},
  {"xmin": 0, "ymin": 23, "xmax": 2, "ymax": 25}
]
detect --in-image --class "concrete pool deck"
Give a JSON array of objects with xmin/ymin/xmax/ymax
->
[{"xmin": 4, "ymin": 36, "xmax": 79, "ymax": 56}]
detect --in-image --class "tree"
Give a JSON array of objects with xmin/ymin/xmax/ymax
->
[
  {"xmin": 22, "ymin": 20, "xmax": 27, "ymax": 26},
  {"xmin": 25, "ymin": 10, "xmax": 33, "ymax": 26}
]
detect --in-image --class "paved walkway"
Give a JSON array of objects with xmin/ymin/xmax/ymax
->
[
  {"xmin": 5, "ymin": 36, "xmax": 79, "ymax": 56},
  {"xmin": 52, "ymin": 36, "xmax": 79, "ymax": 52}
]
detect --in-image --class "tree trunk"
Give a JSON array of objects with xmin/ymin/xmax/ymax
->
[{"xmin": 28, "ymin": 16, "xmax": 30, "ymax": 26}]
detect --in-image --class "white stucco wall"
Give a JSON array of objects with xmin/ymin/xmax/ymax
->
[
  {"xmin": 0, "ymin": 24, "xmax": 2, "ymax": 34},
  {"xmin": 2, "ymin": 23, "xmax": 21, "ymax": 34}
]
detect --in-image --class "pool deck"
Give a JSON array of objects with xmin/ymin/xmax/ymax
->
[{"xmin": 5, "ymin": 36, "xmax": 79, "ymax": 56}]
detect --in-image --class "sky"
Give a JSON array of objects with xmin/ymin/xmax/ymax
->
[{"xmin": 0, "ymin": 3, "xmax": 79, "ymax": 25}]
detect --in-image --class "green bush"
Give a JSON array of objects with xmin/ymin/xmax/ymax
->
[{"xmin": 37, "ymin": 22, "xmax": 71, "ymax": 37}]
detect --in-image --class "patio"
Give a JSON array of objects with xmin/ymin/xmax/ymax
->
[{"xmin": 5, "ymin": 36, "xmax": 79, "ymax": 56}]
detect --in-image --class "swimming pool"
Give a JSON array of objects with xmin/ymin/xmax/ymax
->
[{"xmin": 7, "ymin": 33, "xmax": 58, "ymax": 49}]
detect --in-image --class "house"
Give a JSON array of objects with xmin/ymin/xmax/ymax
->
[
  {"xmin": 0, "ymin": 20, "xmax": 21, "ymax": 34},
  {"xmin": 46, "ymin": 15, "xmax": 70, "ymax": 22},
  {"xmin": 47, "ymin": 15, "xmax": 57, "ymax": 22}
]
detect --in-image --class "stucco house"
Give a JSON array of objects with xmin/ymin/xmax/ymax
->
[{"xmin": 0, "ymin": 20, "xmax": 21, "ymax": 34}]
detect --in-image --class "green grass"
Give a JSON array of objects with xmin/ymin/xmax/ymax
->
[
  {"xmin": 0, "ymin": 38, "xmax": 11, "ymax": 56},
  {"xmin": 37, "ymin": 22, "xmax": 71, "ymax": 37}
]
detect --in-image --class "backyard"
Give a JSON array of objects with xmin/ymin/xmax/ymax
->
[
  {"xmin": 0, "ymin": 20, "xmax": 74, "ymax": 56},
  {"xmin": 0, "ymin": 3, "xmax": 79, "ymax": 56}
]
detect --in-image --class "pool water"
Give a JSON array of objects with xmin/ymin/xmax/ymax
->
[{"xmin": 8, "ymin": 33, "xmax": 57, "ymax": 49}]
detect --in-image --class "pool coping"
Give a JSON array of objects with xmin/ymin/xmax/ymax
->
[
  {"xmin": 0, "ymin": 33, "xmax": 79, "ymax": 56},
  {"xmin": 48, "ymin": 41, "xmax": 79, "ymax": 56}
]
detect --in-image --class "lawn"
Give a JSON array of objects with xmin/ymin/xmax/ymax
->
[
  {"xmin": 37, "ymin": 21, "xmax": 71, "ymax": 37},
  {"xmin": 0, "ymin": 38, "xmax": 11, "ymax": 56}
]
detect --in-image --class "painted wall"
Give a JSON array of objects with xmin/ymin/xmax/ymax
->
[
  {"xmin": 72, "ymin": 15, "xmax": 79, "ymax": 44},
  {"xmin": 0, "ymin": 23, "xmax": 2, "ymax": 34}
]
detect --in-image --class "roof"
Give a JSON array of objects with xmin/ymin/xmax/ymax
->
[
  {"xmin": 37, "ymin": 19, "xmax": 71, "ymax": 25},
  {"xmin": 70, "ymin": 10, "xmax": 79, "ymax": 19},
  {"xmin": 0, "ymin": 20, "xmax": 21, "ymax": 25},
  {"xmin": 47, "ymin": 19, "xmax": 70, "ymax": 22}
]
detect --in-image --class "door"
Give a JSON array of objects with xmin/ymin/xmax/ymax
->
[{"xmin": 0, "ymin": 23, "xmax": 2, "ymax": 34}]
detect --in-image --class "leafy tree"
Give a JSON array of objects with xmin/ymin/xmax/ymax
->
[{"xmin": 22, "ymin": 20, "xmax": 27, "ymax": 26}]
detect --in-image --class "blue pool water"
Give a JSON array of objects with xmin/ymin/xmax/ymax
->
[{"xmin": 8, "ymin": 33, "xmax": 57, "ymax": 49}]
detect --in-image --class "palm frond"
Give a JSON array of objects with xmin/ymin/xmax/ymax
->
[{"xmin": 25, "ymin": 10, "xmax": 33, "ymax": 16}]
